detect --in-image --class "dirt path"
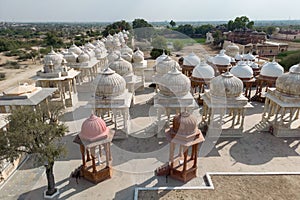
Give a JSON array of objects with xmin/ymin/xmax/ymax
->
[{"xmin": 0, "ymin": 54, "xmax": 42, "ymax": 92}]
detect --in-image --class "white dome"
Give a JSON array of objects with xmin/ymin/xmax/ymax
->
[
  {"xmin": 159, "ymin": 68, "xmax": 191, "ymax": 97},
  {"xmin": 121, "ymin": 45, "xmax": 133, "ymax": 55},
  {"xmin": 132, "ymin": 48, "xmax": 144, "ymax": 63},
  {"xmin": 95, "ymin": 68, "xmax": 126, "ymax": 97},
  {"xmin": 260, "ymin": 60, "xmax": 284, "ymax": 77},
  {"xmin": 235, "ymin": 53, "xmax": 243, "ymax": 61},
  {"xmin": 78, "ymin": 52, "xmax": 90, "ymax": 63},
  {"xmin": 225, "ymin": 43, "xmax": 239, "ymax": 57},
  {"xmin": 113, "ymin": 37, "xmax": 121, "ymax": 47},
  {"xmin": 230, "ymin": 61, "xmax": 253, "ymax": 79},
  {"xmin": 156, "ymin": 56, "xmax": 181, "ymax": 76},
  {"xmin": 107, "ymin": 51, "xmax": 121, "ymax": 64},
  {"xmin": 276, "ymin": 63, "xmax": 300, "ymax": 96},
  {"xmin": 107, "ymin": 34, "xmax": 113, "ymax": 40},
  {"xmin": 121, "ymin": 52, "xmax": 132, "ymax": 62},
  {"xmin": 63, "ymin": 50, "xmax": 78, "ymax": 63},
  {"xmin": 85, "ymin": 42, "xmax": 96, "ymax": 50},
  {"xmin": 191, "ymin": 61, "xmax": 215, "ymax": 79},
  {"xmin": 155, "ymin": 51, "xmax": 168, "ymax": 65},
  {"xmin": 210, "ymin": 72, "xmax": 244, "ymax": 97},
  {"xmin": 69, "ymin": 44, "xmax": 82, "ymax": 55},
  {"xmin": 213, "ymin": 50, "xmax": 231, "ymax": 66},
  {"xmin": 108, "ymin": 57, "xmax": 133, "ymax": 76},
  {"xmin": 243, "ymin": 53, "xmax": 256, "ymax": 61},
  {"xmin": 44, "ymin": 49, "xmax": 63, "ymax": 66},
  {"xmin": 183, "ymin": 52, "xmax": 200, "ymax": 66},
  {"xmin": 249, "ymin": 61, "xmax": 259, "ymax": 69}
]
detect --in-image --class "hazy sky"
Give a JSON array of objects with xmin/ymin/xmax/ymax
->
[{"xmin": 1, "ymin": 0, "xmax": 300, "ymax": 22}]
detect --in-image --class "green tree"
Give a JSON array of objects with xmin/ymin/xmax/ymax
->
[
  {"xmin": 227, "ymin": 16, "xmax": 254, "ymax": 31},
  {"xmin": 176, "ymin": 24, "xmax": 194, "ymax": 37},
  {"xmin": 194, "ymin": 24, "xmax": 214, "ymax": 36},
  {"xmin": 132, "ymin": 18, "xmax": 154, "ymax": 40},
  {"xmin": 172, "ymin": 40, "xmax": 184, "ymax": 51},
  {"xmin": 0, "ymin": 104, "xmax": 68, "ymax": 196},
  {"xmin": 212, "ymin": 30, "xmax": 225, "ymax": 47},
  {"xmin": 132, "ymin": 18, "xmax": 153, "ymax": 29},
  {"xmin": 45, "ymin": 32, "xmax": 64, "ymax": 48},
  {"xmin": 102, "ymin": 20, "xmax": 131, "ymax": 37},
  {"xmin": 169, "ymin": 20, "xmax": 176, "ymax": 28},
  {"xmin": 266, "ymin": 26, "xmax": 276, "ymax": 35},
  {"xmin": 151, "ymin": 36, "xmax": 167, "ymax": 50}
]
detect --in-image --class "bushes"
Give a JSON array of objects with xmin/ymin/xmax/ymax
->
[
  {"xmin": 279, "ymin": 52, "xmax": 300, "ymax": 71},
  {"xmin": 0, "ymin": 72, "xmax": 5, "ymax": 80},
  {"xmin": 172, "ymin": 40, "xmax": 184, "ymax": 51},
  {"xmin": 150, "ymin": 48, "xmax": 170, "ymax": 59}
]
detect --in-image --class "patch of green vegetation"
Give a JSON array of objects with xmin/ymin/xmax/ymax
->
[
  {"xmin": 193, "ymin": 38, "xmax": 206, "ymax": 44},
  {"xmin": 172, "ymin": 40, "xmax": 184, "ymax": 51},
  {"xmin": 0, "ymin": 72, "xmax": 6, "ymax": 80},
  {"xmin": 5, "ymin": 61, "xmax": 20, "ymax": 69},
  {"xmin": 292, "ymin": 39, "xmax": 300, "ymax": 43},
  {"xmin": 278, "ymin": 51, "xmax": 300, "ymax": 71}
]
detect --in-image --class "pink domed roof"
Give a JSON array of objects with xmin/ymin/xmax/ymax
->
[{"xmin": 79, "ymin": 114, "xmax": 109, "ymax": 142}]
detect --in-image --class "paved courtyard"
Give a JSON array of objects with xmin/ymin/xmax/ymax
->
[{"xmin": 0, "ymin": 83, "xmax": 299, "ymax": 200}]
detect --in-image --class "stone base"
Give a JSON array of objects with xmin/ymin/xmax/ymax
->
[
  {"xmin": 44, "ymin": 188, "xmax": 59, "ymax": 199},
  {"xmin": 65, "ymin": 93, "xmax": 78, "ymax": 107},
  {"xmin": 206, "ymin": 127, "xmax": 243, "ymax": 138},
  {"xmin": 272, "ymin": 126, "xmax": 300, "ymax": 137}
]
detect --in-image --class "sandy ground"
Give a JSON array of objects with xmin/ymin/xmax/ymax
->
[{"xmin": 138, "ymin": 175, "xmax": 300, "ymax": 200}]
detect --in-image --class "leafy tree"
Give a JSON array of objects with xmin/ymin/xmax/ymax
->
[
  {"xmin": 212, "ymin": 30, "xmax": 225, "ymax": 47},
  {"xmin": 227, "ymin": 16, "xmax": 254, "ymax": 31},
  {"xmin": 45, "ymin": 32, "xmax": 64, "ymax": 48},
  {"xmin": 169, "ymin": 20, "xmax": 176, "ymax": 28},
  {"xmin": 151, "ymin": 36, "xmax": 168, "ymax": 50},
  {"xmin": 176, "ymin": 24, "xmax": 194, "ymax": 37},
  {"xmin": 132, "ymin": 18, "xmax": 153, "ymax": 29},
  {"xmin": 0, "ymin": 104, "xmax": 68, "ymax": 196},
  {"xmin": 194, "ymin": 24, "xmax": 214, "ymax": 36},
  {"xmin": 150, "ymin": 48, "xmax": 170, "ymax": 59},
  {"xmin": 173, "ymin": 40, "xmax": 184, "ymax": 51},
  {"xmin": 266, "ymin": 26, "xmax": 276, "ymax": 35},
  {"xmin": 102, "ymin": 20, "xmax": 131, "ymax": 37}
]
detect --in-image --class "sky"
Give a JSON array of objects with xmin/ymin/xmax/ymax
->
[{"xmin": 0, "ymin": 0, "xmax": 300, "ymax": 22}]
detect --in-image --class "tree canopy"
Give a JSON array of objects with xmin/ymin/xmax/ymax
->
[
  {"xmin": 102, "ymin": 20, "xmax": 131, "ymax": 37},
  {"xmin": 227, "ymin": 16, "xmax": 254, "ymax": 31},
  {"xmin": 169, "ymin": 20, "xmax": 176, "ymax": 28},
  {"xmin": 132, "ymin": 18, "xmax": 153, "ymax": 29},
  {"xmin": 0, "ymin": 104, "xmax": 68, "ymax": 196}
]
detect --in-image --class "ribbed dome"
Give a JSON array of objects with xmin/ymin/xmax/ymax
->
[
  {"xmin": 121, "ymin": 45, "xmax": 133, "ymax": 55},
  {"xmin": 235, "ymin": 53, "xmax": 243, "ymax": 61},
  {"xmin": 156, "ymin": 56, "xmax": 180, "ymax": 76},
  {"xmin": 44, "ymin": 49, "xmax": 63, "ymax": 66},
  {"xmin": 79, "ymin": 114, "xmax": 109, "ymax": 142},
  {"xmin": 155, "ymin": 51, "xmax": 168, "ymax": 65},
  {"xmin": 172, "ymin": 112, "xmax": 197, "ymax": 135},
  {"xmin": 225, "ymin": 43, "xmax": 239, "ymax": 57},
  {"xmin": 132, "ymin": 48, "xmax": 144, "ymax": 63},
  {"xmin": 107, "ymin": 51, "xmax": 120, "ymax": 63},
  {"xmin": 183, "ymin": 52, "xmax": 200, "ymax": 66},
  {"xmin": 78, "ymin": 51, "xmax": 90, "ymax": 63},
  {"xmin": 94, "ymin": 46, "xmax": 107, "ymax": 57},
  {"xmin": 276, "ymin": 63, "xmax": 300, "ymax": 96},
  {"xmin": 108, "ymin": 57, "xmax": 133, "ymax": 76},
  {"xmin": 113, "ymin": 37, "xmax": 121, "ymax": 47},
  {"xmin": 210, "ymin": 72, "xmax": 244, "ymax": 97},
  {"xmin": 63, "ymin": 50, "xmax": 77, "ymax": 63},
  {"xmin": 85, "ymin": 42, "xmax": 96, "ymax": 50},
  {"xmin": 260, "ymin": 60, "xmax": 284, "ymax": 77},
  {"xmin": 243, "ymin": 53, "xmax": 256, "ymax": 61},
  {"xmin": 95, "ymin": 68, "xmax": 126, "ymax": 97},
  {"xmin": 121, "ymin": 52, "xmax": 132, "ymax": 62},
  {"xmin": 213, "ymin": 50, "xmax": 231, "ymax": 65},
  {"xmin": 69, "ymin": 44, "xmax": 82, "ymax": 55},
  {"xmin": 249, "ymin": 61, "xmax": 259, "ymax": 69},
  {"xmin": 159, "ymin": 68, "xmax": 191, "ymax": 97},
  {"xmin": 191, "ymin": 61, "xmax": 215, "ymax": 79},
  {"xmin": 230, "ymin": 61, "xmax": 254, "ymax": 79}
]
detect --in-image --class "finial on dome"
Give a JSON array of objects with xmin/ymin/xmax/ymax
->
[
  {"xmin": 220, "ymin": 49, "xmax": 226, "ymax": 54},
  {"xmin": 272, "ymin": 56, "xmax": 276, "ymax": 62}
]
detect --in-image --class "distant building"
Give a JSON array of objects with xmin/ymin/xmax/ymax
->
[
  {"xmin": 272, "ymin": 29, "xmax": 300, "ymax": 41},
  {"xmin": 225, "ymin": 29, "xmax": 267, "ymax": 45}
]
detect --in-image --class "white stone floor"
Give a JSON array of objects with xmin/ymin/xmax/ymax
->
[{"xmin": 0, "ymin": 83, "xmax": 299, "ymax": 200}]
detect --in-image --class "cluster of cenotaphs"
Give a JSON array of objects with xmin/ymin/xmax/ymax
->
[{"xmin": 1, "ymin": 31, "xmax": 299, "ymax": 184}]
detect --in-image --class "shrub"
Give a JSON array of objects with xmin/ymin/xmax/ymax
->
[
  {"xmin": 150, "ymin": 48, "xmax": 170, "ymax": 59},
  {"xmin": 0, "ymin": 72, "xmax": 5, "ymax": 80},
  {"xmin": 279, "ymin": 52, "xmax": 300, "ymax": 71},
  {"xmin": 172, "ymin": 40, "xmax": 184, "ymax": 51}
]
